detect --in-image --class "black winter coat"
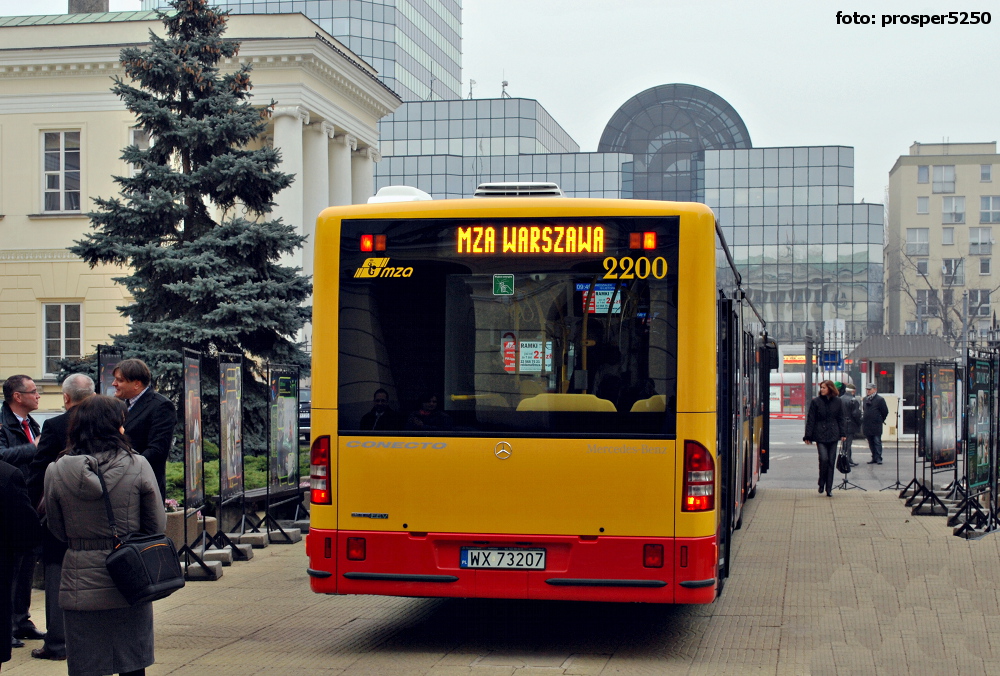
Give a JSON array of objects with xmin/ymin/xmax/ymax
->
[
  {"xmin": 861, "ymin": 393, "xmax": 889, "ymax": 437},
  {"xmin": 0, "ymin": 402, "xmax": 39, "ymax": 472},
  {"xmin": 804, "ymin": 395, "xmax": 847, "ymax": 444}
]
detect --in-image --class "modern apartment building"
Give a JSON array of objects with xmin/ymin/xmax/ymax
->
[
  {"xmin": 886, "ymin": 142, "xmax": 999, "ymax": 339},
  {"xmin": 142, "ymin": 0, "xmax": 462, "ymax": 101}
]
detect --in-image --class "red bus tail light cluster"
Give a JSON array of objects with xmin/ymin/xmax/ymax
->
[
  {"xmin": 682, "ymin": 440, "xmax": 715, "ymax": 512},
  {"xmin": 310, "ymin": 435, "xmax": 332, "ymax": 504},
  {"xmin": 346, "ymin": 537, "xmax": 366, "ymax": 561},
  {"xmin": 643, "ymin": 544, "xmax": 664, "ymax": 568}
]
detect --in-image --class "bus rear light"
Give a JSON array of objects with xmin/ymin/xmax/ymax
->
[
  {"xmin": 682, "ymin": 440, "xmax": 715, "ymax": 512},
  {"xmin": 643, "ymin": 544, "xmax": 664, "ymax": 568},
  {"xmin": 629, "ymin": 232, "xmax": 642, "ymax": 249},
  {"xmin": 374, "ymin": 234, "xmax": 387, "ymax": 251},
  {"xmin": 346, "ymin": 537, "xmax": 366, "ymax": 561},
  {"xmin": 360, "ymin": 234, "xmax": 374, "ymax": 251},
  {"xmin": 679, "ymin": 545, "xmax": 689, "ymax": 567},
  {"xmin": 310, "ymin": 435, "xmax": 332, "ymax": 505},
  {"xmin": 642, "ymin": 232, "xmax": 656, "ymax": 249}
]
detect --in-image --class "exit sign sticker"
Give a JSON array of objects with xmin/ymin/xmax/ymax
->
[{"xmin": 493, "ymin": 274, "xmax": 514, "ymax": 295}]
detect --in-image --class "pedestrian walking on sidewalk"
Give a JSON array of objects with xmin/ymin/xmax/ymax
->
[
  {"xmin": 862, "ymin": 382, "xmax": 889, "ymax": 464},
  {"xmin": 803, "ymin": 379, "xmax": 847, "ymax": 497}
]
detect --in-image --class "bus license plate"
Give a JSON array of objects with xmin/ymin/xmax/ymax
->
[{"xmin": 460, "ymin": 548, "xmax": 546, "ymax": 570}]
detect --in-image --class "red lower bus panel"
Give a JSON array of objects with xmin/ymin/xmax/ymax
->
[{"xmin": 307, "ymin": 529, "xmax": 719, "ymax": 603}]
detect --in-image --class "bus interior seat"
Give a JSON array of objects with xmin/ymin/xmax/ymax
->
[
  {"xmin": 516, "ymin": 393, "xmax": 618, "ymax": 412},
  {"xmin": 630, "ymin": 395, "xmax": 666, "ymax": 413}
]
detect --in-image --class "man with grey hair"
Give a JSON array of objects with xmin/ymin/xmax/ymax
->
[{"xmin": 24, "ymin": 373, "xmax": 95, "ymax": 662}]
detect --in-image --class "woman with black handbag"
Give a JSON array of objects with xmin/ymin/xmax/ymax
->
[
  {"xmin": 803, "ymin": 379, "xmax": 847, "ymax": 497},
  {"xmin": 43, "ymin": 395, "xmax": 165, "ymax": 676}
]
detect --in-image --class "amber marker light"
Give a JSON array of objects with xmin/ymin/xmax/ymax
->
[
  {"xmin": 629, "ymin": 232, "xmax": 642, "ymax": 249},
  {"xmin": 374, "ymin": 234, "xmax": 387, "ymax": 251},
  {"xmin": 360, "ymin": 234, "xmax": 374, "ymax": 252},
  {"xmin": 643, "ymin": 232, "xmax": 657, "ymax": 250}
]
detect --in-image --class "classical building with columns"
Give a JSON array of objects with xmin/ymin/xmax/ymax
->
[{"xmin": 0, "ymin": 10, "xmax": 399, "ymax": 407}]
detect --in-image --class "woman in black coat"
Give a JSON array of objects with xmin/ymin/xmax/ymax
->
[{"xmin": 803, "ymin": 379, "xmax": 847, "ymax": 497}]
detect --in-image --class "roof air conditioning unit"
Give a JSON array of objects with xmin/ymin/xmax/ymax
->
[{"xmin": 473, "ymin": 182, "xmax": 565, "ymax": 198}]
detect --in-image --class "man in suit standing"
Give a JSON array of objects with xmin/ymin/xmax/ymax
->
[
  {"xmin": 23, "ymin": 374, "xmax": 94, "ymax": 662},
  {"xmin": 0, "ymin": 459, "xmax": 41, "ymax": 669},
  {"xmin": 862, "ymin": 382, "xmax": 890, "ymax": 465},
  {"xmin": 0, "ymin": 375, "xmax": 44, "ymax": 649},
  {"xmin": 112, "ymin": 359, "xmax": 176, "ymax": 502}
]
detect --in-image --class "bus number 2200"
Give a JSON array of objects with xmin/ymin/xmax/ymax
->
[{"xmin": 602, "ymin": 256, "xmax": 668, "ymax": 280}]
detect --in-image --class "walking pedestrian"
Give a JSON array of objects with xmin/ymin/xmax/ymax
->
[
  {"xmin": 862, "ymin": 382, "xmax": 889, "ymax": 464},
  {"xmin": 840, "ymin": 384, "xmax": 862, "ymax": 466},
  {"xmin": 803, "ymin": 379, "xmax": 847, "ymax": 497},
  {"xmin": 43, "ymin": 395, "xmax": 165, "ymax": 676}
]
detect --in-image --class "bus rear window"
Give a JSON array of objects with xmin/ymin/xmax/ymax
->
[{"xmin": 338, "ymin": 217, "xmax": 679, "ymax": 437}]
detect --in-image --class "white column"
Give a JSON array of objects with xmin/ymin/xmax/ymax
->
[
  {"xmin": 351, "ymin": 146, "xmax": 380, "ymax": 205},
  {"xmin": 329, "ymin": 133, "xmax": 356, "ymax": 207},
  {"xmin": 302, "ymin": 121, "xmax": 335, "ymax": 280},
  {"xmin": 271, "ymin": 106, "xmax": 309, "ymax": 269}
]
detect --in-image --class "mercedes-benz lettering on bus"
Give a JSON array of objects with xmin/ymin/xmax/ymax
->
[{"xmin": 306, "ymin": 188, "xmax": 775, "ymax": 603}]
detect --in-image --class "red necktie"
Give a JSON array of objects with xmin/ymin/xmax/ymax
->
[{"xmin": 21, "ymin": 419, "xmax": 34, "ymax": 444}]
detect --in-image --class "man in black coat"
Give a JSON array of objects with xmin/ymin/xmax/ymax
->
[
  {"xmin": 0, "ymin": 375, "xmax": 44, "ymax": 648},
  {"xmin": 112, "ymin": 359, "xmax": 176, "ymax": 502},
  {"xmin": 862, "ymin": 382, "xmax": 890, "ymax": 464},
  {"xmin": 23, "ymin": 373, "xmax": 94, "ymax": 661},
  {"xmin": 840, "ymin": 385, "xmax": 863, "ymax": 466},
  {"xmin": 359, "ymin": 388, "xmax": 403, "ymax": 431},
  {"xmin": 0, "ymin": 459, "xmax": 42, "ymax": 667}
]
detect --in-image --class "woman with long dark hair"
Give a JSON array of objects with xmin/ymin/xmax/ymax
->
[
  {"xmin": 43, "ymin": 395, "xmax": 165, "ymax": 676},
  {"xmin": 803, "ymin": 379, "xmax": 847, "ymax": 497}
]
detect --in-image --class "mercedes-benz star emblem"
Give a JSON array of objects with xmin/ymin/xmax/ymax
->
[{"xmin": 494, "ymin": 441, "xmax": 512, "ymax": 460}]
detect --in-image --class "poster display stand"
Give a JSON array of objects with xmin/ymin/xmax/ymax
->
[
  {"xmin": 96, "ymin": 345, "xmax": 123, "ymax": 397},
  {"xmin": 904, "ymin": 361, "xmax": 954, "ymax": 517},
  {"xmin": 179, "ymin": 349, "xmax": 218, "ymax": 579},
  {"xmin": 206, "ymin": 353, "xmax": 249, "ymax": 561}
]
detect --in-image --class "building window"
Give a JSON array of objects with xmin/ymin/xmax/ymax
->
[
  {"xmin": 916, "ymin": 259, "xmax": 929, "ymax": 275},
  {"xmin": 942, "ymin": 227, "xmax": 954, "ymax": 245},
  {"xmin": 942, "ymin": 258, "xmax": 965, "ymax": 286},
  {"xmin": 969, "ymin": 289, "xmax": 991, "ymax": 316},
  {"xmin": 905, "ymin": 228, "xmax": 929, "ymax": 255},
  {"xmin": 942, "ymin": 196, "xmax": 965, "ymax": 223},
  {"xmin": 932, "ymin": 165, "xmax": 955, "ymax": 193},
  {"xmin": 905, "ymin": 320, "xmax": 929, "ymax": 334},
  {"xmin": 44, "ymin": 303, "xmax": 82, "ymax": 375},
  {"xmin": 42, "ymin": 131, "xmax": 81, "ymax": 212},
  {"xmin": 970, "ymin": 227, "xmax": 992, "ymax": 255},
  {"xmin": 917, "ymin": 165, "xmax": 929, "ymax": 183},
  {"xmin": 983, "ymin": 165, "xmax": 992, "ymax": 182},
  {"xmin": 916, "ymin": 289, "xmax": 939, "ymax": 316},
  {"xmin": 873, "ymin": 362, "xmax": 895, "ymax": 393},
  {"xmin": 982, "ymin": 258, "xmax": 991, "ymax": 275},
  {"xmin": 916, "ymin": 196, "xmax": 929, "ymax": 214},
  {"xmin": 981, "ymin": 196, "xmax": 1000, "ymax": 223},
  {"xmin": 129, "ymin": 127, "xmax": 151, "ymax": 177}
]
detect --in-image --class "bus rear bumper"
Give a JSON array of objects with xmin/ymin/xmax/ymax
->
[{"xmin": 307, "ymin": 529, "xmax": 718, "ymax": 604}]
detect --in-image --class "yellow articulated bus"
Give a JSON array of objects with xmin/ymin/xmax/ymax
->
[{"xmin": 306, "ymin": 185, "xmax": 776, "ymax": 603}]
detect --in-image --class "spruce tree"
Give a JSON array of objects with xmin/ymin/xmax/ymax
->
[{"xmin": 71, "ymin": 0, "xmax": 311, "ymax": 454}]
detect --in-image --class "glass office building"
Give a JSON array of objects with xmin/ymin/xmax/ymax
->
[
  {"xmin": 141, "ymin": 0, "xmax": 462, "ymax": 101},
  {"xmin": 376, "ymin": 98, "xmax": 633, "ymax": 199}
]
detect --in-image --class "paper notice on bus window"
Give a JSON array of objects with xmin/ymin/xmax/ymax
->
[
  {"xmin": 519, "ymin": 341, "xmax": 552, "ymax": 373},
  {"xmin": 502, "ymin": 331, "xmax": 517, "ymax": 373},
  {"xmin": 577, "ymin": 283, "xmax": 623, "ymax": 314}
]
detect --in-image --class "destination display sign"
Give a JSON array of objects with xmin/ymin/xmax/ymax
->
[{"xmin": 457, "ymin": 225, "xmax": 605, "ymax": 254}]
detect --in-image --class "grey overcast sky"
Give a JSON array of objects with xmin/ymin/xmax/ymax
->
[{"xmin": 1, "ymin": 0, "xmax": 996, "ymax": 204}]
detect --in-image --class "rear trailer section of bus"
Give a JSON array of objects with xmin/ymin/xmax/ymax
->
[{"xmin": 306, "ymin": 197, "xmax": 722, "ymax": 603}]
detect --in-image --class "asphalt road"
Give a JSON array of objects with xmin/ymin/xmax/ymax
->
[{"xmin": 764, "ymin": 418, "xmax": 925, "ymax": 493}]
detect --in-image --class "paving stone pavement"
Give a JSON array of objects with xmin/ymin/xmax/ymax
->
[{"xmin": 5, "ymin": 488, "xmax": 998, "ymax": 675}]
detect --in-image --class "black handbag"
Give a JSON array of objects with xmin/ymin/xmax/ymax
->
[
  {"xmin": 836, "ymin": 453, "xmax": 851, "ymax": 475},
  {"xmin": 96, "ymin": 466, "xmax": 185, "ymax": 605}
]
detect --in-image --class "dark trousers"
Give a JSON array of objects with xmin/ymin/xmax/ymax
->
[
  {"xmin": 841, "ymin": 434, "xmax": 855, "ymax": 464},
  {"xmin": 10, "ymin": 551, "xmax": 36, "ymax": 633},
  {"xmin": 867, "ymin": 434, "xmax": 883, "ymax": 463},
  {"xmin": 42, "ymin": 560, "xmax": 64, "ymax": 656},
  {"xmin": 816, "ymin": 441, "xmax": 838, "ymax": 494}
]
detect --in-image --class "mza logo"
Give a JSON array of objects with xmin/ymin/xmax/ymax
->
[{"xmin": 354, "ymin": 258, "xmax": 413, "ymax": 278}]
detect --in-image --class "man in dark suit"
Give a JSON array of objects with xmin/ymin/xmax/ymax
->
[
  {"xmin": 862, "ymin": 382, "xmax": 890, "ymax": 464},
  {"xmin": 0, "ymin": 374, "xmax": 43, "ymax": 649},
  {"xmin": 23, "ymin": 373, "xmax": 94, "ymax": 661},
  {"xmin": 112, "ymin": 358, "xmax": 176, "ymax": 502},
  {"xmin": 0, "ymin": 459, "xmax": 41, "ymax": 668}
]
